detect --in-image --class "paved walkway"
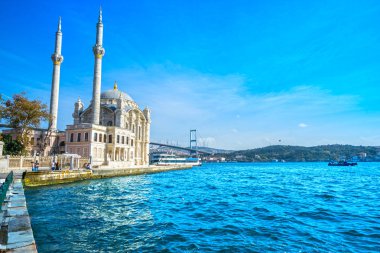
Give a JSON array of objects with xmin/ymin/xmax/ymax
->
[{"xmin": 0, "ymin": 172, "xmax": 37, "ymax": 252}]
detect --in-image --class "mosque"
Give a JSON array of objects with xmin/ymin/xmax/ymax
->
[{"xmin": 8, "ymin": 9, "xmax": 151, "ymax": 167}]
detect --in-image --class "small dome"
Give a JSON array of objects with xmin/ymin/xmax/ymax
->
[{"xmin": 100, "ymin": 83, "xmax": 133, "ymax": 101}]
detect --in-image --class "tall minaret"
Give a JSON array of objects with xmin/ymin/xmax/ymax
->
[
  {"xmin": 50, "ymin": 17, "xmax": 64, "ymax": 131},
  {"xmin": 91, "ymin": 7, "xmax": 105, "ymax": 125}
]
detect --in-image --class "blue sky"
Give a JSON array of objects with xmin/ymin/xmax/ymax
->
[{"xmin": 0, "ymin": 0, "xmax": 379, "ymax": 149}]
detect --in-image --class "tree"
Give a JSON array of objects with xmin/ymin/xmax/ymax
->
[
  {"xmin": 0, "ymin": 92, "xmax": 51, "ymax": 149},
  {"xmin": 0, "ymin": 134, "xmax": 24, "ymax": 155}
]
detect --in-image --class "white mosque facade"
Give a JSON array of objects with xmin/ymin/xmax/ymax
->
[{"xmin": 65, "ymin": 83, "xmax": 151, "ymax": 166}]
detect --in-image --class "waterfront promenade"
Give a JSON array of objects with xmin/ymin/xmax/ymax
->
[
  {"xmin": 23, "ymin": 165, "xmax": 193, "ymax": 187},
  {"xmin": 0, "ymin": 172, "xmax": 37, "ymax": 252}
]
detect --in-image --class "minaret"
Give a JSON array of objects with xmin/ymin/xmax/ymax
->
[
  {"xmin": 91, "ymin": 7, "xmax": 105, "ymax": 125},
  {"xmin": 50, "ymin": 17, "xmax": 64, "ymax": 130}
]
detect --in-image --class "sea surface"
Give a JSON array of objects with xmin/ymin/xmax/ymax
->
[{"xmin": 25, "ymin": 163, "xmax": 380, "ymax": 252}]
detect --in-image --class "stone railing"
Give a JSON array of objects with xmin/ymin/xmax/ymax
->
[
  {"xmin": 0, "ymin": 171, "xmax": 13, "ymax": 207},
  {"xmin": 0, "ymin": 156, "xmax": 91, "ymax": 172}
]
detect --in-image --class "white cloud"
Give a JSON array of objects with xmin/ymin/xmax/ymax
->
[
  {"xmin": 94, "ymin": 64, "xmax": 370, "ymax": 149},
  {"xmin": 198, "ymin": 137, "xmax": 216, "ymax": 147},
  {"xmin": 298, "ymin": 123, "xmax": 308, "ymax": 128}
]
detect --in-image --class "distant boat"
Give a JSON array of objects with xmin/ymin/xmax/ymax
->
[
  {"xmin": 150, "ymin": 153, "xmax": 202, "ymax": 166},
  {"xmin": 328, "ymin": 161, "xmax": 358, "ymax": 166}
]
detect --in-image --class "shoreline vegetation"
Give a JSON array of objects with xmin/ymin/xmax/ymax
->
[{"xmin": 214, "ymin": 144, "xmax": 380, "ymax": 162}]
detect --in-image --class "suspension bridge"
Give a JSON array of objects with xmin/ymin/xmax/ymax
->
[{"xmin": 150, "ymin": 129, "xmax": 212, "ymax": 155}]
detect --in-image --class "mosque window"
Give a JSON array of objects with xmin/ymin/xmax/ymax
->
[
  {"xmin": 94, "ymin": 133, "xmax": 98, "ymax": 142},
  {"xmin": 104, "ymin": 134, "xmax": 107, "ymax": 143},
  {"xmin": 85, "ymin": 132, "xmax": 89, "ymax": 141},
  {"xmin": 77, "ymin": 133, "xmax": 81, "ymax": 142},
  {"xmin": 117, "ymin": 135, "xmax": 120, "ymax": 143},
  {"xmin": 99, "ymin": 134, "xmax": 102, "ymax": 142},
  {"xmin": 131, "ymin": 139, "xmax": 134, "ymax": 147},
  {"xmin": 122, "ymin": 136, "xmax": 125, "ymax": 144},
  {"xmin": 132, "ymin": 124, "xmax": 135, "ymax": 133},
  {"xmin": 108, "ymin": 135, "xmax": 112, "ymax": 143},
  {"xmin": 70, "ymin": 133, "xmax": 74, "ymax": 142}
]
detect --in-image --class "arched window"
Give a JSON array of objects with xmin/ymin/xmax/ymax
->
[
  {"xmin": 94, "ymin": 133, "xmax": 98, "ymax": 142},
  {"xmin": 104, "ymin": 134, "xmax": 107, "ymax": 143}
]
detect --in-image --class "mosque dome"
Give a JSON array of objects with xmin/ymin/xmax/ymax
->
[{"xmin": 100, "ymin": 81, "xmax": 133, "ymax": 101}]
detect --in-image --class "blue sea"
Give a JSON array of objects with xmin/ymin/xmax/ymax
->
[{"xmin": 25, "ymin": 163, "xmax": 380, "ymax": 252}]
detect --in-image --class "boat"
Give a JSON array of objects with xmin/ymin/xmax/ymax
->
[
  {"xmin": 328, "ymin": 161, "xmax": 358, "ymax": 166},
  {"xmin": 150, "ymin": 153, "xmax": 202, "ymax": 166}
]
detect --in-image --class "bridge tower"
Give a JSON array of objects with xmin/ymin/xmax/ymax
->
[{"xmin": 190, "ymin": 129, "xmax": 197, "ymax": 155}]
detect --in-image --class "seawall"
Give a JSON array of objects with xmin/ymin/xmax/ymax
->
[{"xmin": 23, "ymin": 165, "xmax": 193, "ymax": 187}]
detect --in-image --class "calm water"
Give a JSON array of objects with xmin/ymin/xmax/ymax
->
[{"xmin": 25, "ymin": 163, "xmax": 380, "ymax": 252}]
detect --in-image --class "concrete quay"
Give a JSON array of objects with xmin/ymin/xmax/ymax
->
[
  {"xmin": 0, "ymin": 173, "xmax": 37, "ymax": 253},
  {"xmin": 23, "ymin": 165, "xmax": 193, "ymax": 187}
]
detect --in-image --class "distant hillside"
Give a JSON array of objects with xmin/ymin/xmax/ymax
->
[
  {"xmin": 149, "ymin": 146, "xmax": 233, "ymax": 155},
  {"xmin": 221, "ymin": 145, "xmax": 380, "ymax": 162},
  {"xmin": 196, "ymin": 146, "xmax": 233, "ymax": 154}
]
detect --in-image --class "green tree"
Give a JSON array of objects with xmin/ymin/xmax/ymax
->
[
  {"xmin": 0, "ymin": 92, "xmax": 51, "ymax": 149},
  {"xmin": 0, "ymin": 134, "xmax": 24, "ymax": 155}
]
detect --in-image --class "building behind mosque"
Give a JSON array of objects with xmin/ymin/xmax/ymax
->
[{"xmin": 3, "ymin": 9, "xmax": 151, "ymax": 168}]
